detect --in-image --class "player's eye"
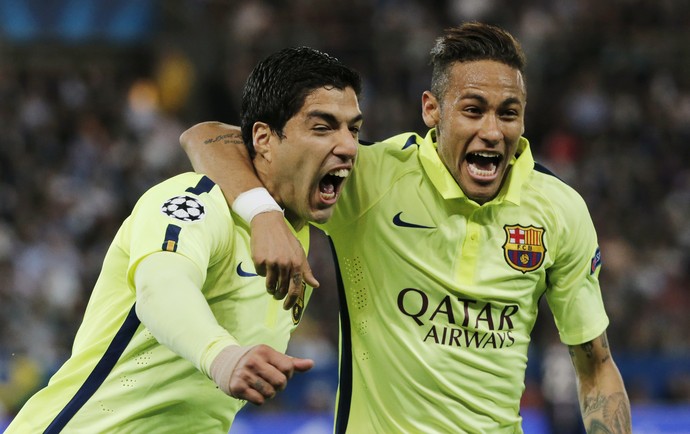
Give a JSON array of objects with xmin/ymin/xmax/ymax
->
[
  {"xmin": 463, "ymin": 106, "xmax": 482, "ymax": 116},
  {"xmin": 499, "ymin": 108, "xmax": 520, "ymax": 120}
]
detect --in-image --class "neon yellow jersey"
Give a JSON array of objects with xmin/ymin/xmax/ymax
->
[
  {"xmin": 319, "ymin": 130, "xmax": 608, "ymax": 433},
  {"xmin": 7, "ymin": 172, "xmax": 311, "ymax": 434}
]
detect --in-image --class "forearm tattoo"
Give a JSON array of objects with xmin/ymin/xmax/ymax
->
[
  {"xmin": 599, "ymin": 334, "xmax": 611, "ymax": 363},
  {"xmin": 569, "ymin": 336, "xmax": 609, "ymax": 364},
  {"xmin": 204, "ymin": 133, "xmax": 243, "ymax": 145},
  {"xmin": 581, "ymin": 341, "xmax": 595, "ymax": 358},
  {"xmin": 583, "ymin": 392, "xmax": 631, "ymax": 434},
  {"xmin": 569, "ymin": 336, "xmax": 631, "ymax": 433}
]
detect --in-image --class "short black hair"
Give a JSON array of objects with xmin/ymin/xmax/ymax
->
[
  {"xmin": 240, "ymin": 47, "xmax": 362, "ymax": 156},
  {"xmin": 429, "ymin": 22, "xmax": 526, "ymax": 99}
]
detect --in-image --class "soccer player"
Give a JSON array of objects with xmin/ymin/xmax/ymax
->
[
  {"xmin": 5, "ymin": 46, "xmax": 363, "ymax": 433},
  {"xmin": 180, "ymin": 23, "xmax": 632, "ymax": 433}
]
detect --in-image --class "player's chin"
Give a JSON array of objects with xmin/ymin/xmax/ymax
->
[
  {"xmin": 309, "ymin": 190, "xmax": 339, "ymax": 222},
  {"xmin": 309, "ymin": 205, "xmax": 336, "ymax": 225},
  {"xmin": 464, "ymin": 182, "xmax": 501, "ymax": 204},
  {"xmin": 460, "ymin": 166, "xmax": 504, "ymax": 204}
]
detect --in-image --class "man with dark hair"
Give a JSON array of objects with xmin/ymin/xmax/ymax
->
[
  {"xmin": 6, "ymin": 46, "xmax": 363, "ymax": 433},
  {"xmin": 182, "ymin": 22, "xmax": 631, "ymax": 433}
]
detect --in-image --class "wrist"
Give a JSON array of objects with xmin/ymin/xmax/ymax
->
[
  {"xmin": 232, "ymin": 187, "xmax": 282, "ymax": 224},
  {"xmin": 210, "ymin": 344, "xmax": 254, "ymax": 395}
]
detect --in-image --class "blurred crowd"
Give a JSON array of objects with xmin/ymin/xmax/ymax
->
[{"xmin": 1, "ymin": 0, "xmax": 690, "ymax": 425}]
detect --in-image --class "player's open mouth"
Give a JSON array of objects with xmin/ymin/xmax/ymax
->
[
  {"xmin": 466, "ymin": 151, "xmax": 502, "ymax": 180},
  {"xmin": 319, "ymin": 168, "xmax": 350, "ymax": 204}
]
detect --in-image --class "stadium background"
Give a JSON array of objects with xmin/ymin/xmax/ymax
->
[{"xmin": 1, "ymin": 0, "xmax": 689, "ymax": 432}]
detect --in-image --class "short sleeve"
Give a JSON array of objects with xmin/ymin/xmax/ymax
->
[{"xmin": 544, "ymin": 191, "xmax": 609, "ymax": 345}]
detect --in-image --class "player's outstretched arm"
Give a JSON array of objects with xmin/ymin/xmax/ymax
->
[
  {"xmin": 135, "ymin": 252, "xmax": 313, "ymax": 405},
  {"xmin": 180, "ymin": 122, "xmax": 319, "ymax": 309},
  {"xmin": 569, "ymin": 332, "xmax": 632, "ymax": 433},
  {"xmin": 210, "ymin": 344, "xmax": 313, "ymax": 405}
]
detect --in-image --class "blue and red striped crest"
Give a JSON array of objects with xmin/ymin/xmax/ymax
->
[{"xmin": 503, "ymin": 225, "xmax": 546, "ymax": 273}]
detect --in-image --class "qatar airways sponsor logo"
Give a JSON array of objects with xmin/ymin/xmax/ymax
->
[{"xmin": 397, "ymin": 288, "xmax": 517, "ymax": 349}]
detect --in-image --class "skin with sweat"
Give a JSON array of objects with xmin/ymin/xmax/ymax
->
[
  {"xmin": 253, "ymin": 86, "xmax": 362, "ymax": 231},
  {"xmin": 422, "ymin": 60, "xmax": 526, "ymax": 204}
]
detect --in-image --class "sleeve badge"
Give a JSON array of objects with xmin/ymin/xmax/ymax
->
[
  {"xmin": 590, "ymin": 247, "xmax": 602, "ymax": 274},
  {"xmin": 161, "ymin": 195, "xmax": 206, "ymax": 222}
]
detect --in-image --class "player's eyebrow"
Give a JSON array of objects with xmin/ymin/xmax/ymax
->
[
  {"xmin": 460, "ymin": 93, "xmax": 521, "ymax": 105},
  {"xmin": 460, "ymin": 92, "xmax": 488, "ymax": 104},
  {"xmin": 500, "ymin": 96, "xmax": 523, "ymax": 108},
  {"xmin": 349, "ymin": 113, "xmax": 364, "ymax": 125},
  {"xmin": 460, "ymin": 93, "xmax": 523, "ymax": 107},
  {"xmin": 306, "ymin": 110, "xmax": 363, "ymax": 126}
]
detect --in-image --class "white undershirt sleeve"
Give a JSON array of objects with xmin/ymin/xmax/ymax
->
[{"xmin": 134, "ymin": 251, "xmax": 239, "ymax": 378}]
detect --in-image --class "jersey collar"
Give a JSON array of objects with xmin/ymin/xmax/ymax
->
[{"xmin": 418, "ymin": 128, "xmax": 534, "ymax": 206}]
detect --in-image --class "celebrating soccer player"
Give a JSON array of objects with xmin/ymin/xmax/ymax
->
[
  {"xmin": 181, "ymin": 22, "xmax": 632, "ymax": 433},
  {"xmin": 6, "ymin": 46, "xmax": 363, "ymax": 433}
]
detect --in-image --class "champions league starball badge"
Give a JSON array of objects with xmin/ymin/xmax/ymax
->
[{"xmin": 161, "ymin": 195, "xmax": 206, "ymax": 222}]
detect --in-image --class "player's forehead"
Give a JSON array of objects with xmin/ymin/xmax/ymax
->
[
  {"xmin": 295, "ymin": 86, "xmax": 362, "ymax": 123},
  {"xmin": 447, "ymin": 60, "xmax": 525, "ymax": 102}
]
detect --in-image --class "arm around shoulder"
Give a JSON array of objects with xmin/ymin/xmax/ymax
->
[
  {"xmin": 179, "ymin": 121, "xmax": 262, "ymax": 203},
  {"xmin": 179, "ymin": 121, "xmax": 319, "ymax": 307}
]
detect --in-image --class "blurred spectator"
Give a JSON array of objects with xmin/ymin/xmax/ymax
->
[{"xmin": 540, "ymin": 340, "xmax": 584, "ymax": 434}]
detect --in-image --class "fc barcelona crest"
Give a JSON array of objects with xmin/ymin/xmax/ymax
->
[{"xmin": 503, "ymin": 225, "xmax": 546, "ymax": 273}]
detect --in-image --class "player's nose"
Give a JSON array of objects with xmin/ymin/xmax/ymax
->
[
  {"xmin": 334, "ymin": 128, "xmax": 358, "ymax": 160},
  {"xmin": 478, "ymin": 114, "xmax": 503, "ymax": 145}
]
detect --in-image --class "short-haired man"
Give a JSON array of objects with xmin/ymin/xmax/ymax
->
[
  {"xmin": 182, "ymin": 23, "xmax": 631, "ymax": 433},
  {"xmin": 6, "ymin": 46, "xmax": 363, "ymax": 433}
]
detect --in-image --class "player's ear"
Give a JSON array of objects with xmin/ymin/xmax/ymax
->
[
  {"xmin": 421, "ymin": 90, "xmax": 440, "ymax": 128},
  {"xmin": 252, "ymin": 122, "xmax": 273, "ymax": 163}
]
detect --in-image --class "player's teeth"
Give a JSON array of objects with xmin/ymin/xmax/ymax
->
[
  {"xmin": 468, "ymin": 164, "xmax": 497, "ymax": 176},
  {"xmin": 329, "ymin": 169, "xmax": 350, "ymax": 178},
  {"xmin": 321, "ymin": 191, "xmax": 335, "ymax": 200}
]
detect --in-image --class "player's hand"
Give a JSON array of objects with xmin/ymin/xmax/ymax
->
[
  {"xmin": 250, "ymin": 212, "xmax": 319, "ymax": 309},
  {"xmin": 211, "ymin": 344, "xmax": 314, "ymax": 405}
]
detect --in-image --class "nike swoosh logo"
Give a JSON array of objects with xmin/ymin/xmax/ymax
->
[
  {"xmin": 392, "ymin": 212, "xmax": 435, "ymax": 229},
  {"xmin": 236, "ymin": 262, "xmax": 258, "ymax": 277}
]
